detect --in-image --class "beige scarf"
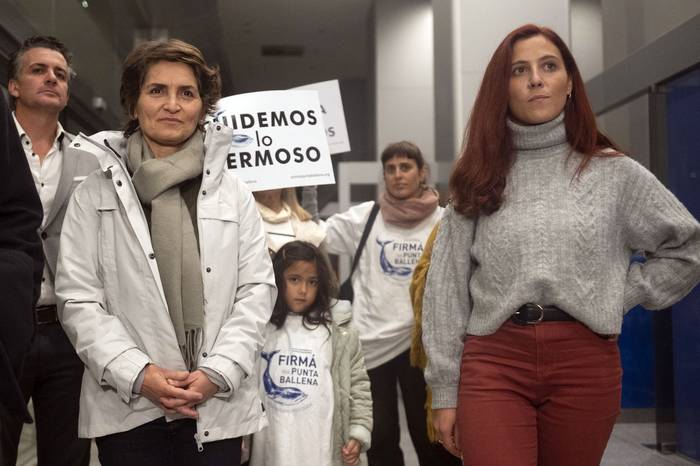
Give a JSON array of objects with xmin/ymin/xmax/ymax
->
[
  {"xmin": 126, "ymin": 131, "xmax": 205, "ymax": 371},
  {"xmin": 256, "ymin": 202, "xmax": 326, "ymax": 251},
  {"xmin": 379, "ymin": 187, "xmax": 440, "ymax": 228}
]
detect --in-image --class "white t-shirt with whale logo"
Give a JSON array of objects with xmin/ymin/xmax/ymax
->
[
  {"xmin": 251, "ymin": 315, "xmax": 333, "ymax": 466},
  {"xmin": 323, "ymin": 202, "xmax": 443, "ymax": 369}
]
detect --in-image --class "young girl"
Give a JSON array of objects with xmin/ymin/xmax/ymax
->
[{"xmin": 251, "ymin": 241, "xmax": 373, "ymax": 466}]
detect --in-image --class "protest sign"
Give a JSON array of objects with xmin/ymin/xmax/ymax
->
[
  {"xmin": 293, "ymin": 80, "xmax": 350, "ymax": 154},
  {"xmin": 212, "ymin": 90, "xmax": 335, "ymax": 191}
]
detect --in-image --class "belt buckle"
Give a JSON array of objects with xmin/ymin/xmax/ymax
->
[{"xmin": 518, "ymin": 303, "xmax": 544, "ymax": 325}]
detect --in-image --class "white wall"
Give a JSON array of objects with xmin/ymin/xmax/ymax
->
[
  {"xmin": 432, "ymin": 0, "xmax": 462, "ymax": 165},
  {"xmin": 571, "ymin": 0, "xmax": 603, "ymax": 81},
  {"xmin": 601, "ymin": 0, "xmax": 700, "ymax": 68},
  {"xmin": 374, "ymin": 0, "xmax": 435, "ymax": 162},
  {"xmin": 597, "ymin": 96, "xmax": 650, "ymax": 167}
]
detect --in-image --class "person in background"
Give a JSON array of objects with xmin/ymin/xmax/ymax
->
[
  {"xmin": 0, "ymin": 86, "xmax": 44, "ymax": 463},
  {"xmin": 251, "ymin": 241, "xmax": 372, "ymax": 466},
  {"xmin": 254, "ymin": 188, "xmax": 325, "ymax": 255},
  {"xmin": 2, "ymin": 35, "xmax": 98, "ymax": 466},
  {"xmin": 55, "ymin": 38, "xmax": 275, "ymax": 465},
  {"xmin": 312, "ymin": 141, "xmax": 457, "ymax": 466},
  {"xmin": 422, "ymin": 24, "xmax": 700, "ymax": 466}
]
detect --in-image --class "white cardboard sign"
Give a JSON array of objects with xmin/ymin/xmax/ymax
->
[
  {"xmin": 293, "ymin": 79, "xmax": 351, "ymax": 155},
  {"xmin": 211, "ymin": 90, "xmax": 335, "ymax": 192}
]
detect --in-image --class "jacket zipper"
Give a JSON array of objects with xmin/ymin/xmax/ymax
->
[{"xmin": 193, "ymin": 432, "xmax": 204, "ymax": 452}]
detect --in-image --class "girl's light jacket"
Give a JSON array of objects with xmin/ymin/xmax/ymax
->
[
  {"xmin": 55, "ymin": 125, "xmax": 276, "ymax": 445},
  {"xmin": 330, "ymin": 302, "xmax": 373, "ymax": 465}
]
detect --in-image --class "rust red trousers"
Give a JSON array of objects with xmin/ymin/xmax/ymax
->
[{"xmin": 457, "ymin": 320, "xmax": 621, "ymax": 466}]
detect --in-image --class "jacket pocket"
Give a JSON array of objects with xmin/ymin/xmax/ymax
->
[
  {"xmin": 96, "ymin": 193, "xmax": 119, "ymax": 291},
  {"xmin": 198, "ymin": 201, "xmax": 239, "ymax": 223},
  {"xmin": 198, "ymin": 201, "xmax": 241, "ymax": 325}
]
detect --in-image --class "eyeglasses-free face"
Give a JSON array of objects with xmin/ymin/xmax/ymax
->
[
  {"xmin": 134, "ymin": 60, "xmax": 204, "ymax": 158},
  {"xmin": 508, "ymin": 34, "xmax": 572, "ymax": 126}
]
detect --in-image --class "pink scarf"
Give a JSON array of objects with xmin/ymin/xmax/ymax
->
[{"xmin": 379, "ymin": 187, "xmax": 439, "ymax": 228}]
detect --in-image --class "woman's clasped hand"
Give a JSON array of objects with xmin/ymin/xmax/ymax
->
[{"xmin": 140, "ymin": 365, "xmax": 219, "ymax": 418}]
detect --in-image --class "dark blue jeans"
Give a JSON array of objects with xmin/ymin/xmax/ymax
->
[{"xmin": 96, "ymin": 418, "xmax": 241, "ymax": 466}]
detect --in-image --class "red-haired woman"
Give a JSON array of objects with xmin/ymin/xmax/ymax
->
[{"xmin": 422, "ymin": 24, "xmax": 700, "ymax": 466}]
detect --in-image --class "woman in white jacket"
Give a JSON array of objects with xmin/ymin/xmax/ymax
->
[{"xmin": 55, "ymin": 39, "xmax": 275, "ymax": 465}]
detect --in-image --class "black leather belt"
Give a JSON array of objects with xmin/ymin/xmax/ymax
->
[
  {"xmin": 511, "ymin": 303, "xmax": 576, "ymax": 325},
  {"xmin": 35, "ymin": 304, "xmax": 59, "ymax": 325}
]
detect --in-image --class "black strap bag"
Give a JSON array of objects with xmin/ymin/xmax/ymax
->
[{"xmin": 337, "ymin": 202, "xmax": 380, "ymax": 303}]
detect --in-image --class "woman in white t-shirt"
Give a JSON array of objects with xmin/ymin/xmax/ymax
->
[
  {"xmin": 254, "ymin": 188, "xmax": 325, "ymax": 254},
  {"xmin": 320, "ymin": 142, "xmax": 457, "ymax": 466}
]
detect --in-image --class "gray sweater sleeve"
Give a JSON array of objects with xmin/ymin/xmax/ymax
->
[
  {"xmin": 621, "ymin": 160, "xmax": 700, "ymax": 311},
  {"xmin": 422, "ymin": 205, "xmax": 476, "ymax": 409}
]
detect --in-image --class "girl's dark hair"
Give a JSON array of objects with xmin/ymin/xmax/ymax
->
[
  {"xmin": 449, "ymin": 24, "xmax": 621, "ymax": 218},
  {"xmin": 271, "ymin": 241, "xmax": 338, "ymax": 330}
]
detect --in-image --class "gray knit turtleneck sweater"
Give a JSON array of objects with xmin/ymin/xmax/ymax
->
[{"xmin": 422, "ymin": 112, "xmax": 700, "ymax": 409}]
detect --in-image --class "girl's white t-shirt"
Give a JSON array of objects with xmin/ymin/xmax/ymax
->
[{"xmin": 251, "ymin": 316, "xmax": 334, "ymax": 466}]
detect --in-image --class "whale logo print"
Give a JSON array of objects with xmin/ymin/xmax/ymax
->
[
  {"xmin": 376, "ymin": 239, "xmax": 413, "ymax": 277},
  {"xmin": 231, "ymin": 133, "xmax": 254, "ymax": 147},
  {"xmin": 261, "ymin": 350, "xmax": 308, "ymax": 405}
]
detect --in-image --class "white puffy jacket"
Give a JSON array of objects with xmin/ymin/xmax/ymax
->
[{"xmin": 55, "ymin": 124, "xmax": 276, "ymax": 444}]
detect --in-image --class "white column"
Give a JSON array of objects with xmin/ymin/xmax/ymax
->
[
  {"xmin": 571, "ymin": 0, "xmax": 603, "ymax": 81},
  {"xmin": 432, "ymin": 0, "xmax": 463, "ymax": 185},
  {"xmin": 374, "ymin": 0, "xmax": 435, "ymax": 164}
]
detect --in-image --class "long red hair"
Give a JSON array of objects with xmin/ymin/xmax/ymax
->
[{"xmin": 450, "ymin": 24, "xmax": 620, "ymax": 217}]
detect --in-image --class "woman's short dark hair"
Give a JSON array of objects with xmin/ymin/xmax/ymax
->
[
  {"xmin": 270, "ymin": 241, "xmax": 338, "ymax": 330},
  {"xmin": 381, "ymin": 141, "xmax": 426, "ymax": 170},
  {"xmin": 120, "ymin": 38, "xmax": 221, "ymax": 136}
]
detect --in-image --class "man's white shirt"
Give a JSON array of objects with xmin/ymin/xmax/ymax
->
[{"xmin": 13, "ymin": 113, "xmax": 65, "ymax": 306}]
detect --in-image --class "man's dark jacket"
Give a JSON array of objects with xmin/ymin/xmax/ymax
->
[{"xmin": 0, "ymin": 90, "xmax": 43, "ymax": 422}]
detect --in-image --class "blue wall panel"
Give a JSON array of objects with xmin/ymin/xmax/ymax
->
[
  {"xmin": 666, "ymin": 68, "xmax": 700, "ymax": 461},
  {"xmin": 619, "ymin": 307, "xmax": 655, "ymax": 408}
]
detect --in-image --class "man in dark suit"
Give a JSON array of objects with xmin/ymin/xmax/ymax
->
[
  {"xmin": 0, "ymin": 84, "xmax": 43, "ymax": 466},
  {"xmin": 1, "ymin": 35, "xmax": 99, "ymax": 466}
]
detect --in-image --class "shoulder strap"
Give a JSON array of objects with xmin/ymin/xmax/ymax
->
[{"xmin": 348, "ymin": 202, "xmax": 380, "ymax": 278}]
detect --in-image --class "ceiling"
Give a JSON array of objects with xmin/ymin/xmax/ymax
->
[
  {"xmin": 2, "ymin": 0, "xmax": 372, "ymax": 125},
  {"xmin": 85, "ymin": 0, "xmax": 372, "ymax": 93}
]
